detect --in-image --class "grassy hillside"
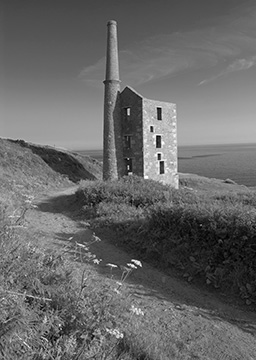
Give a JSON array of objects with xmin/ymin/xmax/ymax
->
[
  {"xmin": 9, "ymin": 139, "xmax": 102, "ymax": 182},
  {"xmin": 0, "ymin": 138, "xmax": 102, "ymax": 211},
  {"xmin": 77, "ymin": 175, "xmax": 256, "ymax": 305},
  {"xmin": 1, "ymin": 139, "xmax": 256, "ymax": 359}
]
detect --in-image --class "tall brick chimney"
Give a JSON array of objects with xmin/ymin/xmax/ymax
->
[{"xmin": 103, "ymin": 20, "xmax": 123, "ymax": 180}]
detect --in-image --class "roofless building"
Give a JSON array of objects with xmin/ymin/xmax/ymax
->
[{"xmin": 103, "ymin": 20, "xmax": 178, "ymax": 188}]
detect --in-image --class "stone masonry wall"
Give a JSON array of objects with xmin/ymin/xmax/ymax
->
[
  {"xmin": 120, "ymin": 87, "xmax": 143, "ymax": 177},
  {"xmin": 143, "ymin": 98, "xmax": 178, "ymax": 188}
]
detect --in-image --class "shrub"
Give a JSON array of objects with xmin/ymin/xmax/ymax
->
[
  {"xmin": 138, "ymin": 202, "xmax": 256, "ymax": 301},
  {"xmin": 77, "ymin": 175, "xmax": 174, "ymax": 208},
  {"xmin": 212, "ymin": 191, "xmax": 256, "ymax": 207}
]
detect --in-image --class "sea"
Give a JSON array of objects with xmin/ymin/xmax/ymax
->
[{"xmin": 76, "ymin": 143, "xmax": 256, "ymax": 187}]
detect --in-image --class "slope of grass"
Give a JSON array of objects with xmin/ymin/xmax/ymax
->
[
  {"xmin": 9, "ymin": 139, "xmax": 102, "ymax": 183},
  {"xmin": 0, "ymin": 138, "xmax": 102, "ymax": 212},
  {"xmin": 77, "ymin": 175, "xmax": 256, "ymax": 305}
]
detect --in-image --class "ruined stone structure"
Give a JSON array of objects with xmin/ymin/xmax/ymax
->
[{"xmin": 103, "ymin": 20, "xmax": 178, "ymax": 188}]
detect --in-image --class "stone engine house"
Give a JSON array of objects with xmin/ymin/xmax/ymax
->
[
  {"xmin": 103, "ymin": 20, "xmax": 178, "ymax": 188},
  {"xmin": 120, "ymin": 86, "xmax": 178, "ymax": 188}
]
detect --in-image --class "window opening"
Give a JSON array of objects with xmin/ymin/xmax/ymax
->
[
  {"xmin": 156, "ymin": 135, "xmax": 162, "ymax": 148},
  {"xmin": 125, "ymin": 158, "xmax": 133, "ymax": 175},
  {"xmin": 157, "ymin": 153, "xmax": 161, "ymax": 160},
  {"xmin": 150, "ymin": 126, "xmax": 154, "ymax": 132},
  {"xmin": 157, "ymin": 107, "xmax": 162, "ymax": 120},
  {"xmin": 159, "ymin": 161, "xmax": 165, "ymax": 174},
  {"xmin": 124, "ymin": 135, "xmax": 132, "ymax": 149},
  {"xmin": 124, "ymin": 107, "xmax": 131, "ymax": 119}
]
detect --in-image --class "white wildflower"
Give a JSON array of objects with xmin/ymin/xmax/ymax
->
[
  {"xmin": 106, "ymin": 328, "xmax": 124, "ymax": 339},
  {"xmin": 92, "ymin": 233, "xmax": 101, "ymax": 242},
  {"xmin": 92, "ymin": 258, "xmax": 102, "ymax": 265},
  {"xmin": 130, "ymin": 305, "xmax": 144, "ymax": 316},
  {"xmin": 76, "ymin": 242, "xmax": 87, "ymax": 248},
  {"xmin": 127, "ymin": 263, "xmax": 137, "ymax": 269},
  {"xmin": 106, "ymin": 263, "xmax": 118, "ymax": 268},
  {"xmin": 131, "ymin": 259, "xmax": 142, "ymax": 267}
]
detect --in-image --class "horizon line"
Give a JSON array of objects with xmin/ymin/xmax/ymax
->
[{"xmin": 72, "ymin": 141, "xmax": 256, "ymax": 152}]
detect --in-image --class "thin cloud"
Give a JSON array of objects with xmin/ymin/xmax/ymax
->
[
  {"xmin": 228, "ymin": 56, "xmax": 256, "ymax": 72},
  {"xmin": 80, "ymin": 2, "xmax": 256, "ymax": 87},
  {"xmin": 199, "ymin": 55, "xmax": 256, "ymax": 85}
]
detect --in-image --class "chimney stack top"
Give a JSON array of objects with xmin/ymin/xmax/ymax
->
[{"xmin": 107, "ymin": 20, "xmax": 117, "ymax": 26}]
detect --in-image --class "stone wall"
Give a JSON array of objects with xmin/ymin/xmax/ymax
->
[
  {"xmin": 142, "ymin": 98, "xmax": 178, "ymax": 188},
  {"xmin": 119, "ymin": 86, "xmax": 178, "ymax": 188},
  {"xmin": 120, "ymin": 87, "xmax": 144, "ymax": 177}
]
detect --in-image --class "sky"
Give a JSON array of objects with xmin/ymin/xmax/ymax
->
[{"xmin": 1, "ymin": 0, "xmax": 256, "ymax": 149}]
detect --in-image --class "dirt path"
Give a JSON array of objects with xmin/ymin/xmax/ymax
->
[{"xmin": 24, "ymin": 186, "xmax": 256, "ymax": 358}]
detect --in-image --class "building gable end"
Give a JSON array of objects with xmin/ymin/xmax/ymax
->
[{"xmin": 121, "ymin": 86, "xmax": 143, "ymax": 100}]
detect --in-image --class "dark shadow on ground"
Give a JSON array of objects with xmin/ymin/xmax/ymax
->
[{"xmin": 36, "ymin": 192, "xmax": 82, "ymax": 215}]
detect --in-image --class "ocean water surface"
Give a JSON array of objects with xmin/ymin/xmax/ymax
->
[{"xmin": 76, "ymin": 143, "xmax": 256, "ymax": 187}]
